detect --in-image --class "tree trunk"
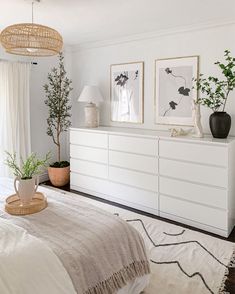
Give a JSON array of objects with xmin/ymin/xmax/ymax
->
[
  {"xmin": 57, "ymin": 129, "xmax": 60, "ymax": 163},
  {"xmin": 58, "ymin": 143, "xmax": 61, "ymax": 163}
]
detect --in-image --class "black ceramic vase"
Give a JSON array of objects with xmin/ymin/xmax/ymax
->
[{"xmin": 209, "ymin": 112, "xmax": 231, "ymax": 139}]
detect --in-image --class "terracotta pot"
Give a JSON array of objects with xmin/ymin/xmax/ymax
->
[
  {"xmin": 48, "ymin": 166, "xmax": 70, "ymax": 187},
  {"xmin": 14, "ymin": 176, "xmax": 39, "ymax": 205}
]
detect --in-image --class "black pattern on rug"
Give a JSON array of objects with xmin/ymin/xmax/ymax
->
[
  {"xmin": 121, "ymin": 217, "xmax": 231, "ymax": 294},
  {"xmin": 151, "ymin": 260, "xmax": 214, "ymax": 294},
  {"xmin": 163, "ymin": 229, "xmax": 185, "ymax": 236}
]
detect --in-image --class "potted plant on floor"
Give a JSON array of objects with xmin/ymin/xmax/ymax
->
[
  {"xmin": 5, "ymin": 152, "xmax": 50, "ymax": 205},
  {"xmin": 44, "ymin": 53, "xmax": 73, "ymax": 187},
  {"xmin": 193, "ymin": 50, "xmax": 235, "ymax": 138}
]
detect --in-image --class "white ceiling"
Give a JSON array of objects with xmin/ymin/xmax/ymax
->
[{"xmin": 0, "ymin": 0, "xmax": 234, "ymax": 46}]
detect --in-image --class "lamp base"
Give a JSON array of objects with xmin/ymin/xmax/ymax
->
[{"xmin": 84, "ymin": 103, "xmax": 99, "ymax": 128}]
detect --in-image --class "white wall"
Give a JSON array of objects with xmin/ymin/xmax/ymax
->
[
  {"xmin": 0, "ymin": 47, "xmax": 72, "ymax": 165},
  {"xmin": 71, "ymin": 23, "xmax": 235, "ymax": 136}
]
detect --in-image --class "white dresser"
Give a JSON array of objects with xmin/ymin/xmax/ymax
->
[{"xmin": 70, "ymin": 126, "xmax": 235, "ymax": 237}]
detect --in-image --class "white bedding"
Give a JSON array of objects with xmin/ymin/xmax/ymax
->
[
  {"xmin": 0, "ymin": 218, "xmax": 76, "ymax": 294},
  {"xmin": 0, "ymin": 178, "xmax": 149, "ymax": 294}
]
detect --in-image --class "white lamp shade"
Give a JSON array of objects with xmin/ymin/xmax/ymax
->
[{"xmin": 78, "ymin": 85, "xmax": 103, "ymax": 104}]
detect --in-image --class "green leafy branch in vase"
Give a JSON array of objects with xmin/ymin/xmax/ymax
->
[
  {"xmin": 193, "ymin": 50, "xmax": 235, "ymax": 112},
  {"xmin": 5, "ymin": 152, "xmax": 50, "ymax": 180}
]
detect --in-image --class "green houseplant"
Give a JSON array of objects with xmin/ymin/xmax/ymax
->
[
  {"xmin": 44, "ymin": 53, "xmax": 73, "ymax": 187},
  {"xmin": 193, "ymin": 50, "xmax": 235, "ymax": 138},
  {"xmin": 5, "ymin": 152, "xmax": 50, "ymax": 205}
]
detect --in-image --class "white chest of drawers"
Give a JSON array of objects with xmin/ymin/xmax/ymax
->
[{"xmin": 70, "ymin": 126, "xmax": 235, "ymax": 237}]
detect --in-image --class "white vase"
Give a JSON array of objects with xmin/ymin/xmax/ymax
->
[
  {"xmin": 14, "ymin": 176, "xmax": 39, "ymax": 205},
  {"xmin": 192, "ymin": 100, "xmax": 204, "ymax": 138}
]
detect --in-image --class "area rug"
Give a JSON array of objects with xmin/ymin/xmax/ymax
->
[{"xmin": 43, "ymin": 186, "xmax": 235, "ymax": 294}]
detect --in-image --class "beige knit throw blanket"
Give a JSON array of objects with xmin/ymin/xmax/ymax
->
[{"xmin": 0, "ymin": 189, "xmax": 150, "ymax": 294}]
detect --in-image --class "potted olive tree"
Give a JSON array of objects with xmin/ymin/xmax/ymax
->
[
  {"xmin": 5, "ymin": 152, "xmax": 50, "ymax": 205},
  {"xmin": 193, "ymin": 50, "xmax": 235, "ymax": 138},
  {"xmin": 44, "ymin": 53, "xmax": 73, "ymax": 187}
]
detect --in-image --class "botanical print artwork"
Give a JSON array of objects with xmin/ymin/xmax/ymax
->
[
  {"xmin": 160, "ymin": 66, "xmax": 192, "ymax": 117},
  {"xmin": 155, "ymin": 56, "xmax": 198, "ymax": 126},
  {"xmin": 110, "ymin": 62, "xmax": 144, "ymax": 123}
]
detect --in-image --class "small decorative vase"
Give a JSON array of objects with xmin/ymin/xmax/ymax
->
[
  {"xmin": 14, "ymin": 176, "xmax": 39, "ymax": 205},
  {"xmin": 192, "ymin": 100, "xmax": 204, "ymax": 138},
  {"xmin": 209, "ymin": 111, "xmax": 231, "ymax": 139}
]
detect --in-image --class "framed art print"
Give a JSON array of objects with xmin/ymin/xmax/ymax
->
[
  {"xmin": 155, "ymin": 56, "xmax": 199, "ymax": 126},
  {"xmin": 110, "ymin": 62, "xmax": 144, "ymax": 123}
]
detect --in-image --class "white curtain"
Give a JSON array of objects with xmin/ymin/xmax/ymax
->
[{"xmin": 0, "ymin": 61, "xmax": 31, "ymax": 177}]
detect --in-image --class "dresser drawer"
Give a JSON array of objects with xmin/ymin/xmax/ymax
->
[
  {"xmin": 160, "ymin": 177, "xmax": 227, "ymax": 209},
  {"xmin": 71, "ymin": 173, "xmax": 109, "ymax": 195},
  {"xmin": 111, "ymin": 181, "xmax": 158, "ymax": 210},
  {"xmin": 159, "ymin": 158, "xmax": 227, "ymax": 188},
  {"xmin": 70, "ymin": 130, "xmax": 108, "ymax": 149},
  {"xmin": 109, "ymin": 150, "xmax": 158, "ymax": 174},
  {"xmin": 109, "ymin": 166, "xmax": 157, "ymax": 192},
  {"xmin": 159, "ymin": 140, "xmax": 228, "ymax": 167},
  {"xmin": 109, "ymin": 135, "xmax": 157, "ymax": 156},
  {"xmin": 70, "ymin": 144, "xmax": 108, "ymax": 164},
  {"xmin": 71, "ymin": 173, "xmax": 158, "ymax": 210},
  {"xmin": 70, "ymin": 158, "xmax": 108, "ymax": 179},
  {"xmin": 160, "ymin": 194, "xmax": 227, "ymax": 230}
]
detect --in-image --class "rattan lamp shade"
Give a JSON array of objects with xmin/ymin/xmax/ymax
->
[{"xmin": 0, "ymin": 23, "xmax": 63, "ymax": 56}]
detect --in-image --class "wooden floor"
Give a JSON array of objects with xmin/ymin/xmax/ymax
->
[{"xmin": 43, "ymin": 181, "xmax": 235, "ymax": 293}]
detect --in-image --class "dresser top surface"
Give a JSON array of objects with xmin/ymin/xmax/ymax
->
[{"xmin": 70, "ymin": 126, "xmax": 235, "ymax": 145}]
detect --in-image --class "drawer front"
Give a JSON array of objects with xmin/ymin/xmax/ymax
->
[
  {"xmin": 160, "ymin": 194, "xmax": 227, "ymax": 230},
  {"xmin": 71, "ymin": 173, "xmax": 158, "ymax": 210},
  {"xmin": 70, "ymin": 130, "xmax": 107, "ymax": 149},
  {"xmin": 71, "ymin": 172, "xmax": 109, "ymax": 195},
  {"xmin": 109, "ymin": 135, "xmax": 157, "ymax": 156},
  {"xmin": 70, "ymin": 158, "xmax": 107, "ymax": 179},
  {"xmin": 159, "ymin": 158, "xmax": 227, "ymax": 188},
  {"xmin": 159, "ymin": 140, "xmax": 228, "ymax": 167},
  {"xmin": 160, "ymin": 177, "xmax": 227, "ymax": 209},
  {"xmin": 109, "ymin": 166, "xmax": 158, "ymax": 192},
  {"xmin": 109, "ymin": 150, "xmax": 158, "ymax": 174},
  {"xmin": 70, "ymin": 144, "xmax": 108, "ymax": 164}
]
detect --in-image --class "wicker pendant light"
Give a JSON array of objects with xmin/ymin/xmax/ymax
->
[{"xmin": 0, "ymin": 0, "xmax": 63, "ymax": 57}]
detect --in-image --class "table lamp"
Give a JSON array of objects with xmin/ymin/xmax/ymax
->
[{"xmin": 78, "ymin": 85, "xmax": 104, "ymax": 128}]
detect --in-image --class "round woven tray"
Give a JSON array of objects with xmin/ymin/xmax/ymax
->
[{"xmin": 5, "ymin": 192, "xmax": 47, "ymax": 216}]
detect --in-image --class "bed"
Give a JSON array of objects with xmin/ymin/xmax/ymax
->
[{"xmin": 0, "ymin": 177, "xmax": 150, "ymax": 294}]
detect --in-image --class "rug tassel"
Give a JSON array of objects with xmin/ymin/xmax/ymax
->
[{"xmin": 219, "ymin": 245, "xmax": 235, "ymax": 293}]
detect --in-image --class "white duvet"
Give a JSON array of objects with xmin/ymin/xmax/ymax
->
[{"xmin": 0, "ymin": 219, "xmax": 76, "ymax": 294}]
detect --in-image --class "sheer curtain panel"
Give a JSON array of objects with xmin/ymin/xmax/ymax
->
[{"xmin": 0, "ymin": 61, "xmax": 31, "ymax": 177}]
